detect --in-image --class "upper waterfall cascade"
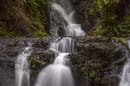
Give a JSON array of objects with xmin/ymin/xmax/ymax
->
[{"xmin": 50, "ymin": 1, "xmax": 85, "ymax": 36}]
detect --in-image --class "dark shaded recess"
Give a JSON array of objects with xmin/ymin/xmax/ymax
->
[
  {"xmin": 72, "ymin": 0, "xmax": 94, "ymax": 33},
  {"xmin": 116, "ymin": 0, "xmax": 129, "ymax": 21}
]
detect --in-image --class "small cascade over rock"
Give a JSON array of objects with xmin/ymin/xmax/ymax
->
[
  {"xmin": 50, "ymin": 37, "xmax": 77, "ymax": 53},
  {"xmin": 119, "ymin": 40, "xmax": 130, "ymax": 86},
  {"xmin": 15, "ymin": 47, "xmax": 33, "ymax": 86}
]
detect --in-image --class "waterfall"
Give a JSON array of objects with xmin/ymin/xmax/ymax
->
[
  {"xmin": 50, "ymin": 37, "xmax": 77, "ymax": 53},
  {"xmin": 35, "ymin": 52, "xmax": 74, "ymax": 86},
  {"xmin": 35, "ymin": 37, "xmax": 75, "ymax": 86},
  {"xmin": 15, "ymin": 47, "xmax": 32, "ymax": 86},
  {"xmin": 119, "ymin": 40, "xmax": 130, "ymax": 86},
  {"xmin": 35, "ymin": 0, "xmax": 86, "ymax": 86},
  {"xmin": 49, "ymin": 0, "xmax": 86, "ymax": 36}
]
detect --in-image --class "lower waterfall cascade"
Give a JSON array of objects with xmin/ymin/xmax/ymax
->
[
  {"xmin": 35, "ymin": 52, "xmax": 74, "ymax": 86},
  {"xmin": 35, "ymin": 37, "xmax": 76, "ymax": 86},
  {"xmin": 15, "ymin": 47, "xmax": 33, "ymax": 86}
]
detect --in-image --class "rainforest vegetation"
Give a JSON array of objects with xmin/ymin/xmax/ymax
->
[
  {"xmin": 0, "ymin": 0, "xmax": 130, "ymax": 37},
  {"xmin": 87, "ymin": 0, "xmax": 130, "ymax": 36},
  {"xmin": 0, "ymin": 0, "xmax": 48, "ymax": 37}
]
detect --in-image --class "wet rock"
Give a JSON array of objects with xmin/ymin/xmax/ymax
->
[
  {"xmin": 0, "ymin": 37, "xmax": 128, "ymax": 86},
  {"xmin": 71, "ymin": 38, "xmax": 128, "ymax": 86}
]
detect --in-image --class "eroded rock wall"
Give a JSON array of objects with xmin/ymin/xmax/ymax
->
[{"xmin": 0, "ymin": 37, "xmax": 128, "ymax": 86}]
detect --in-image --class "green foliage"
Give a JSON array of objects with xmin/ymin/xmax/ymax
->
[
  {"xmin": 26, "ymin": 0, "xmax": 48, "ymax": 37},
  {"xmin": 0, "ymin": 0, "xmax": 48, "ymax": 37},
  {"xmin": 29, "ymin": 55, "xmax": 46, "ymax": 69},
  {"xmin": 87, "ymin": 68, "xmax": 101, "ymax": 81},
  {"xmin": 0, "ymin": 22, "xmax": 7, "ymax": 36},
  {"xmin": 0, "ymin": 22, "xmax": 16, "ymax": 37},
  {"xmin": 27, "ymin": 0, "xmax": 47, "ymax": 19},
  {"xmin": 34, "ymin": 29, "xmax": 48, "ymax": 38},
  {"xmin": 115, "ymin": 16, "xmax": 130, "ymax": 36},
  {"xmin": 88, "ymin": 0, "xmax": 130, "ymax": 36}
]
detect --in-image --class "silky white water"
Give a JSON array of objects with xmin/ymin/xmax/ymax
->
[
  {"xmin": 35, "ymin": 0, "xmax": 86, "ymax": 86},
  {"xmin": 35, "ymin": 53, "xmax": 74, "ymax": 86},
  {"xmin": 15, "ymin": 47, "xmax": 32, "ymax": 86},
  {"xmin": 51, "ymin": 3, "xmax": 75, "ymax": 24},
  {"xmin": 50, "ymin": 37, "xmax": 76, "ymax": 53},
  {"xmin": 119, "ymin": 40, "xmax": 130, "ymax": 86},
  {"xmin": 50, "ymin": 0, "xmax": 86, "ymax": 36},
  {"xmin": 35, "ymin": 37, "xmax": 75, "ymax": 86}
]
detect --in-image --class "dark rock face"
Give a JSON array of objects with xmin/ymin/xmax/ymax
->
[
  {"xmin": 71, "ymin": 38, "xmax": 128, "ymax": 86},
  {"xmin": 72, "ymin": 0, "xmax": 93, "ymax": 32},
  {"xmin": 0, "ymin": 38, "xmax": 128, "ymax": 86}
]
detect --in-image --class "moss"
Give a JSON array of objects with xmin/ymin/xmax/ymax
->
[
  {"xmin": 78, "ymin": 64, "xmax": 101, "ymax": 82},
  {"xmin": 34, "ymin": 29, "xmax": 48, "ymax": 38},
  {"xmin": 87, "ymin": 0, "xmax": 130, "ymax": 36},
  {"xmin": 26, "ymin": 0, "xmax": 48, "ymax": 37},
  {"xmin": 89, "ymin": 70, "xmax": 100, "ymax": 80},
  {"xmin": 0, "ymin": 22, "xmax": 16, "ymax": 37},
  {"xmin": 87, "ymin": 8, "xmax": 96, "ymax": 17},
  {"xmin": 29, "ymin": 55, "xmax": 46, "ymax": 69}
]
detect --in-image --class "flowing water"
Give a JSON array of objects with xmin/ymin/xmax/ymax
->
[
  {"xmin": 15, "ymin": 47, "xmax": 32, "ymax": 86},
  {"xmin": 50, "ymin": 0, "xmax": 85, "ymax": 36},
  {"xmin": 35, "ymin": 37, "xmax": 76, "ymax": 86},
  {"xmin": 35, "ymin": 53, "xmax": 74, "ymax": 86},
  {"xmin": 15, "ymin": 0, "xmax": 85, "ymax": 86},
  {"xmin": 50, "ymin": 37, "xmax": 77, "ymax": 53},
  {"xmin": 35, "ymin": 0, "xmax": 85, "ymax": 86},
  {"xmin": 119, "ymin": 40, "xmax": 130, "ymax": 86}
]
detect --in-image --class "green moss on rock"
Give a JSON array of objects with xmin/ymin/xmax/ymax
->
[{"xmin": 29, "ymin": 55, "xmax": 47, "ymax": 70}]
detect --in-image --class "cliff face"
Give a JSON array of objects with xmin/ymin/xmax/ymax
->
[
  {"xmin": 0, "ymin": 0, "xmax": 48, "ymax": 37},
  {"xmin": 0, "ymin": 38, "xmax": 128, "ymax": 86},
  {"xmin": 71, "ymin": 38, "xmax": 128, "ymax": 86}
]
